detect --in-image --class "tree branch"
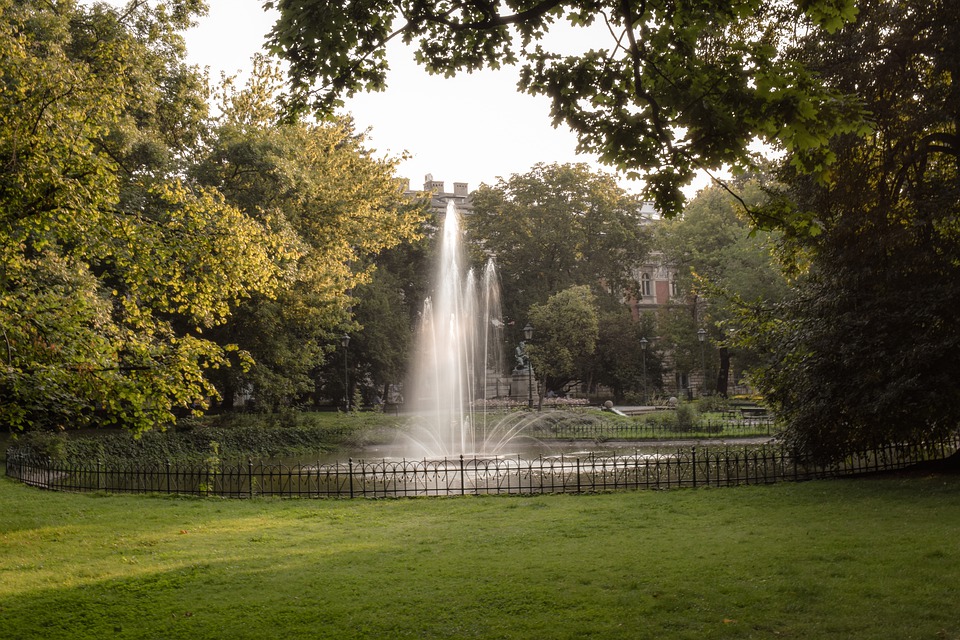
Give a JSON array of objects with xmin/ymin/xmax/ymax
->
[
  {"xmin": 416, "ymin": 0, "xmax": 565, "ymax": 31},
  {"xmin": 617, "ymin": 0, "xmax": 671, "ymax": 146}
]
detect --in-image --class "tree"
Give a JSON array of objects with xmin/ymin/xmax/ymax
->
[
  {"xmin": 466, "ymin": 163, "xmax": 650, "ymax": 328},
  {"xmin": 348, "ymin": 234, "xmax": 432, "ymax": 407},
  {"xmin": 744, "ymin": 0, "xmax": 960, "ymax": 461},
  {"xmin": 266, "ymin": 0, "xmax": 865, "ymax": 218},
  {"xmin": 657, "ymin": 177, "xmax": 789, "ymax": 395},
  {"xmin": 0, "ymin": 0, "xmax": 289, "ymax": 432},
  {"xmin": 589, "ymin": 306, "xmax": 662, "ymax": 402},
  {"xmin": 195, "ymin": 60, "xmax": 427, "ymax": 409},
  {"xmin": 526, "ymin": 285, "xmax": 599, "ymax": 405}
]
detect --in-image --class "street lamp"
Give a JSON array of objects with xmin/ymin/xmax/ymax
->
[
  {"xmin": 639, "ymin": 337, "xmax": 648, "ymax": 406},
  {"xmin": 523, "ymin": 323, "xmax": 534, "ymax": 409},
  {"xmin": 697, "ymin": 328, "xmax": 707, "ymax": 397},
  {"xmin": 341, "ymin": 333, "xmax": 350, "ymax": 411}
]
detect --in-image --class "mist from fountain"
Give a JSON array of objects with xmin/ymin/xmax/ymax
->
[{"xmin": 405, "ymin": 201, "xmax": 511, "ymax": 458}]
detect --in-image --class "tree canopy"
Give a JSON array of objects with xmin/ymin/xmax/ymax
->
[
  {"xmin": 196, "ymin": 59, "xmax": 425, "ymax": 409},
  {"xmin": 1, "ymin": 0, "xmax": 287, "ymax": 431},
  {"xmin": 1, "ymin": 1, "xmax": 424, "ymax": 430},
  {"xmin": 267, "ymin": 0, "xmax": 866, "ymax": 217},
  {"xmin": 657, "ymin": 176, "xmax": 789, "ymax": 394},
  {"xmin": 465, "ymin": 162, "xmax": 650, "ymax": 325},
  {"xmin": 527, "ymin": 284, "xmax": 599, "ymax": 401},
  {"xmin": 744, "ymin": 0, "xmax": 960, "ymax": 461}
]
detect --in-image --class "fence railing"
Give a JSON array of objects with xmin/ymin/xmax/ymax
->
[
  {"xmin": 6, "ymin": 435, "xmax": 957, "ymax": 498},
  {"xmin": 542, "ymin": 418, "xmax": 776, "ymax": 439}
]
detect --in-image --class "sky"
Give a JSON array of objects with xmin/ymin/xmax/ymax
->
[{"xmin": 178, "ymin": 0, "xmax": 653, "ymax": 195}]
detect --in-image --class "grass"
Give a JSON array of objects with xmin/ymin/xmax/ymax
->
[{"xmin": 3, "ymin": 473, "xmax": 960, "ymax": 639}]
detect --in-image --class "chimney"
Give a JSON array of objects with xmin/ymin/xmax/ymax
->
[
  {"xmin": 424, "ymin": 174, "xmax": 444, "ymax": 193},
  {"xmin": 454, "ymin": 182, "xmax": 469, "ymax": 197}
]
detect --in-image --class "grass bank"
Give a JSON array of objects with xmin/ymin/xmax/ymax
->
[{"xmin": 3, "ymin": 474, "xmax": 959, "ymax": 639}]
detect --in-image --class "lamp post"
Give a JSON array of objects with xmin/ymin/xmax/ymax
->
[
  {"xmin": 697, "ymin": 328, "xmax": 707, "ymax": 397},
  {"xmin": 341, "ymin": 333, "xmax": 350, "ymax": 411},
  {"xmin": 523, "ymin": 323, "xmax": 534, "ymax": 409},
  {"xmin": 639, "ymin": 337, "xmax": 648, "ymax": 406}
]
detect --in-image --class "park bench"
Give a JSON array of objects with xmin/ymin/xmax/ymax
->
[{"xmin": 739, "ymin": 406, "xmax": 772, "ymax": 420}]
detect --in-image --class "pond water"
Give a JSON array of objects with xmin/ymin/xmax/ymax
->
[{"xmin": 267, "ymin": 436, "xmax": 765, "ymax": 468}]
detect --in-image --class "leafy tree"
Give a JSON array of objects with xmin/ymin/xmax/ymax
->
[
  {"xmin": 466, "ymin": 162, "xmax": 650, "ymax": 329},
  {"xmin": 348, "ymin": 234, "xmax": 432, "ymax": 407},
  {"xmin": 195, "ymin": 60, "xmax": 427, "ymax": 409},
  {"xmin": 652, "ymin": 302, "xmax": 702, "ymax": 397},
  {"xmin": 589, "ymin": 306, "xmax": 662, "ymax": 402},
  {"xmin": 266, "ymin": 0, "xmax": 865, "ymax": 218},
  {"xmin": 657, "ymin": 177, "xmax": 789, "ymax": 395},
  {"xmin": 1, "ymin": 0, "xmax": 288, "ymax": 432},
  {"xmin": 527, "ymin": 285, "xmax": 599, "ymax": 405},
  {"xmin": 744, "ymin": 0, "xmax": 960, "ymax": 461}
]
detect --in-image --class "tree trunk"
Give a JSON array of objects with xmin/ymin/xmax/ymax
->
[{"xmin": 716, "ymin": 346, "xmax": 730, "ymax": 397}]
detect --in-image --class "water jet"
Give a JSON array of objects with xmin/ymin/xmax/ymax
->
[{"xmin": 405, "ymin": 201, "xmax": 520, "ymax": 457}]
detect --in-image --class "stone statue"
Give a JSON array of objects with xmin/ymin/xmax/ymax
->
[{"xmin": 515, "ymin": 341, "xmax": 528, "ymax": 371}]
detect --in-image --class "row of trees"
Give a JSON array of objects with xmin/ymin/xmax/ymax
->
[
  {"xmin": 409, "ymin": 162, "xmax": 785, "ymax": 407},
  {"xmin": 269, "ymin": 0, "xmax": 960, "ymax": 463},
  {"xmin": 8, "ymin": 0, "xmax": 958, "ymax": 467},
  {"xmin": 742, "ymin": 0, "xmax": 960, "ymax": 461},
  {"xmin": 0, "ymin": 0, "xmax": 795, "ymax": 427}
]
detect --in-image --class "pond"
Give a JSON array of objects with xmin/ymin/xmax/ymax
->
[{"xmin": 269, "ymin": 435, "xmax": 771, "ymax": 467}]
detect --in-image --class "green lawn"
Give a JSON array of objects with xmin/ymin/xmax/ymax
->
[{"xmin": 2, "ymin": 473, "xmax": 959, "ymax": 639}]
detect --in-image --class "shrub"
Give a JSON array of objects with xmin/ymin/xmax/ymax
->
[
  {"xmin": 697, "ymin": 395, "xmax": 731, "ymax": 414},
  {"xmin": 11, "ymin": 431, "xmax": 70, "ymax": 461},
  {"xmin": 673, "ymin": 402, "xmax": 698, "ymax": 432},
  {"xmin": 7, "ymin": 412, "xmax": 407, "ymax": 466}
]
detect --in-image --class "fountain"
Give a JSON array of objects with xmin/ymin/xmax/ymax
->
[{"xmin": 405, "ymin": 201, "xmax": 512, "ymax": 457}]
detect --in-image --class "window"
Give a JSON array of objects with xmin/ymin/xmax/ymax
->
[{"xmin": 640, "ymin": 273, "xmax": 652, "ymax": 297}]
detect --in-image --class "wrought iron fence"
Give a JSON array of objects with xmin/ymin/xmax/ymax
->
[
  {"xmin": 542, "ymin": 418, "xmax": 776, "ymax": 439},
  {"xmin": 6, "ymin": 435, "xmax": 957, "ymax": 498}
]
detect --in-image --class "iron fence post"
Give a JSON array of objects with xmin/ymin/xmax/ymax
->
[
  {"xmin": 248, "ymin": 459, "xmax": 254, "ymax": 498},
  {"xmin": 705, "ymin": 448, "xmax": 711, "ymax": 486},
  {"xmin": 348, "ymin": 458, "xmax": 354, "ymax": 499},
  {"xmin": 692, "ymin": 447, "xmax": 697, "ymax": 488},
  {"xmin": 460, "ymin": 455, "xmax": 465, "ymax": 496}
]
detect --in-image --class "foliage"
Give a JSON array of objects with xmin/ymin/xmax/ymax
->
[
  {"xmin": 526, "ymin": 285, "xmax": 599, "ymax": 399},
  {"xmin": 673, "ymin": 401, "xmax": 699, "ymax": 432},
  {"xmin": 0, "ymin": 3, "xmax": 423, "ymax": 431},
  {"xmin": 9, "ymin": 411, "xmax": 406, "ymax": 464},
  {"xmin": 656, "ymin": 177, "xmax": 790, "ymax": 394},
  {"xmin": 0, "ymin": 0, "xmax": 291, "ymax": 433},
  {"xmin": 695, "ymin": 395, "xmax": 731, "ymax": 415},
  {"xmin": 745, "ymin": 0, "xmax": 960, "ymax": 462},
  {"xmin": 197, "ymin": 60, "xmax": 426, "ymax": 410},
  {"xmin": 267, "ymin": 0, "xmax": 867, "ymax": 219},
  {"xmin": 327, "ymin": 236, "xmax": 431, "ymax": 408},
  {"xmin": 465, "ymin": 162, "xmax": 650, "ymax": 326},
  {"xmin": 589, "ymin": 307, "xmax": 662, "ymax": 402}
]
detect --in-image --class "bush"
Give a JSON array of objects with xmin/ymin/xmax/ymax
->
[
  {"xmin": 7, "ymin": 412, "xmax": 408, "ymax": 465},
  {"xmin": 674, "ymin": 402, "xmax": 698, "ymax": 432},
  {"xmin": 11, "ymin": 431, "xmax": 70, "ymax": 461},
  {"xmin": 697, "ymin": 395, "xmax": 730, "ymax": 414}
]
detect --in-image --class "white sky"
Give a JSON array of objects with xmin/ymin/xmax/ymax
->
[
  {"xmin": 98, "ymin": 0, "xmax": 714, "ymax": 197},
  {"xmin": 182, "ymin": 0, "xmax": 639, "ymax": 194}
]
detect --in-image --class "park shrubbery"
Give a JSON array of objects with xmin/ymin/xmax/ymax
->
[{"xmin": 7, "ymin": 412, "xmax": 407, "ymax": 465}]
